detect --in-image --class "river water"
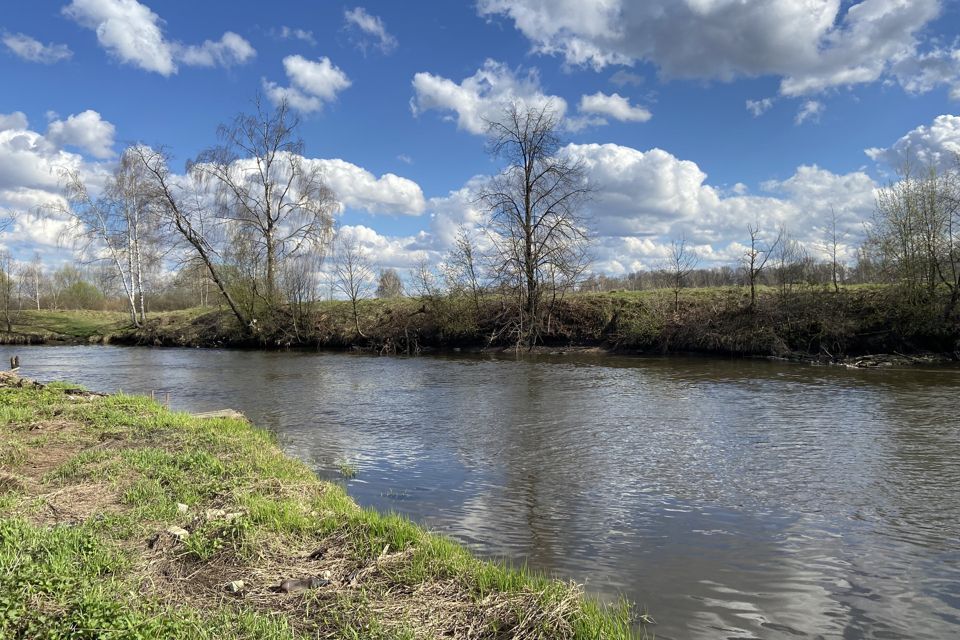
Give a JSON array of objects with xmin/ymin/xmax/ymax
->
[{"xmin": 5, "ymin": 345, "xmax": 959, "ymax": 639}]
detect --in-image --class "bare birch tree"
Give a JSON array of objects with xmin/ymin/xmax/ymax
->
[
  {"xmin": 61, "ymin": 149, "xmax": 158, "ymax": 327},
  {"xmin": 133, "ymin": 145, "xmax": 250, "ymax": 329},
  {"xmin": 20, "ymin": 253, "xmax": 44, "ymax": 310},
  {"xmin": 478, "ymin": 102, "xmax": 590, "ymax": 346}
]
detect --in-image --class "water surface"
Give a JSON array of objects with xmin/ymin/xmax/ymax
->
[{"xmin": 6, "ymin": 345, "xmax": 959, "ymax": 639}]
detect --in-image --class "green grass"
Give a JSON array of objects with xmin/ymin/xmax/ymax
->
[
  {"xmin": 9, "ymin": 307, "xmax": 211, "ymax": 341},
  {"xmin": 11, "ymin": 309, "xmax": 131, "ymax": 339},
  {"xmin": 0, "ymin": 379, "xmax": 644, "ymax": 639},
  {"xmin": 335, "ymin": 459, "xmax": 358, "ymax": 479}
]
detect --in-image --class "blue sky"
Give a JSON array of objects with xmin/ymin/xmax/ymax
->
[{"xmin": 2, "ymin": 0, "xmax": 960, "ymax": 274}]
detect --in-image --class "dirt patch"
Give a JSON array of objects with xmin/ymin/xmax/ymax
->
[{"xmin": 35, "ymin": 481, "xmax": 122, "ymax": 525}]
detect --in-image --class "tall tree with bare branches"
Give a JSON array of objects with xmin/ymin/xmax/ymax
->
[
  {"xmin": 668, "ymin": 236, "xmax": 699, "ymax": 313},
  {"xmin": 478, "ymin": 102, "xmax": 590, "ymax": 346},
  {"xmin": 742, "ymin": 223, "xmax": 783, "ymax": 309},
  {"xmin": 191, "ymin": 97, "xmax": 337, "ymax": 307}
]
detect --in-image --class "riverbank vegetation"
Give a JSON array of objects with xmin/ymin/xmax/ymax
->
[
  {"xmin": 5, "ymin": 283, "xmax": 958, "ymax": 363},
  {"xmin": 0, "ymin": 373, "xmax": 639, "ymax": 638}
]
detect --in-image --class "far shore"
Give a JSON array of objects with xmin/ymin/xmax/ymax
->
[{"xmin": 3, "ymin": 286, "xmax": 959, "ymax": 368}]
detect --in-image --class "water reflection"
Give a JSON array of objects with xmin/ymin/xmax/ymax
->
[{"xmin": 7, "ymin": 345, "xmax": 960, "ymax": 640}]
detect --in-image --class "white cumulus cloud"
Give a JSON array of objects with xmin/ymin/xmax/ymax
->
[
  {"xmin": 310, "ymin": 158, "xmax": 425, "ymax": 215},
  {"xmin": 0, "ymin": 112, "xmax": 29, "ymax": 132},
  {"xmin": 578, "ymin": 91, "xmax": 651, "ymax": 123},
  {"xmin": 411, "ymin": 59, "xmax": 568, "ymax": 135},
  {"xmin": 46, "ymin": 110, "xmax": 116, "ymax": 159},
  {"xmin": 865, "ymin": 114, "xmax": 960, "ymax": 170},
  {"xmin": 63, "ymin": 0, "xmax": 255, "ymax": 75},
  {"xmin": 264, "ymin": 55, "xmax": 352, "ymax": 114}
]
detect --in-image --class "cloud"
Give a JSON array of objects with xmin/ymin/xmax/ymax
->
[
  {"xmin": 177, "ymin": 32, "xmax": 255, "ymax": 68},
  {"xmin": 865, "ymin": 114, "xmax": 960, "ymax": 170},
  {"xmin": 310, "ymin": 158, "xmax": 425, "ymax": 215},
  {"xmin": 343, "ymin": 7, "xmax": 398, "ymax": 54},
  {"xmin": 578, "ymin": 91, "xmax": 651, "ymax": 123},
  {"xmin": 263, "ymin": 55, "xmax": 352, "ymax": 114},
  {"xmin": 794, "ymin": 100, "xmax": 824, "ymax": 125},
  {"xmin": 890, "ymin": 46, "xmax": 960, "ymax": 100},
  {"xmin": 609, "ymin": 70, "xmax": 644, "ymax": 87},
  {"xmin": 411, "ymin": 59, "xmax": 568, "ymax": 134},
  {"xmin": 2, "ymin": 32, "xmax": 72, "ymax": 63},
  {"xmin": 0, "ymin": 112, "xmax": 28, "ymax": 132},
  {"xmin": 64, "ymin": 0, "xmax": 174, "ymax": 74},
  {"xmin": 46, "ymin": 110, "xmax": 116, "ymax": 159},
  {"xmin": 0, "ymin": 114, "xmax": 113, "ymax": 258},
  {"xmin": 477, "ymin": 0, "xmax": 950, "ymax": 97},
  {"xmin": 63, "ymin": 0, "xmax": 255, "ymax": 75},
  {"xmin": 272, "ymin": 26, "xmax": 316, "ymax": 45},
  {"xmin": 335, "ymin": 224, "xmax": 432, "ymax": 270},
  {"xmin": 746, "ymin": 98, "xmax": 773, "ymax": 117}
]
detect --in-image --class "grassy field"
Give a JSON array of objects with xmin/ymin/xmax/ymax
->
[
  {"xmin": 6, "ymin": 308, "xmax": 209, "ymax": 343},
  {"xmin": 0, "ymin": 373, "xmax": 641, "ymax": 639}
]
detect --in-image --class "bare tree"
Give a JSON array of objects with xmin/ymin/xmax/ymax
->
[
  {"xmin": 772, "ymin": 225, "xmax": 808, "ymax": 297},
  {"xmin": 192, "ymin": 97, "xmax": 337, "ymax": 307},
  {"xmin": 822, "ymin": 207, "xmax": 846, "ymax": 293},
  {"xmin": 668, "ymin": 236, "xmax": 699, "ymax": 313},
  {"xmin": 867, "ymin": 159, "xmax": 960, "ymax": 315},
  {"xmin": 444, "ymin": 226, "xmax": 485, "ymax": 317},
  {"xmin": 479, "ymin": 102, "xmax": 590, "ymax": 346},
  {"xmin": 334, "ymin": 233, "xmax": 374, "ymax": 337},
  {"xmin": 282, "ymin": 251, "xmax": 324, "ymax": 341},
  {"xmin": 376, "ymin": 267, "xmax": 404, "ymax": 299},
  {"xmin": 0, "ymin": 251, "xmax": 19, "ymax": 333},
  {"xmin": 742, "ymin": 223, "xmax": 783, "ymax": 309}
]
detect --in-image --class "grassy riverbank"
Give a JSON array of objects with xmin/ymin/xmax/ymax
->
[
  {"xmin": 5, "ymin": 286, "xmax": 960, "ymax": 362},
  {"xmin": 0, "ymin": 373, "xmax": 639, "ymax": 639}
]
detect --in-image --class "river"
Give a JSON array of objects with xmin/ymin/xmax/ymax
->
[{"xmin": 5, "ymin": 345, "xmax": 959, "ymax": 639}]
